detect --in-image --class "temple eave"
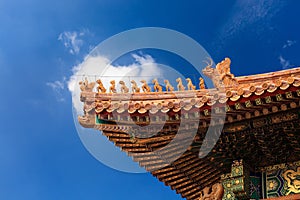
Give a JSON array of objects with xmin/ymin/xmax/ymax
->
[{"xmin": 77, "ymin": 59, "xmax": 300, "ymax": 200}]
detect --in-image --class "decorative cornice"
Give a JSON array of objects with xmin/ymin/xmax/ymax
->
[{"xmin": 79, "ymin": 67, "xmax": 300, "ymax": 121}]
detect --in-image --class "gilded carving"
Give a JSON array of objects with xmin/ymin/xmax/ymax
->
[
  {"xmin": 283, "ymin": 167, "xmax": 300, "ymax": 195},
  {"xmin": 199, "ymin": 183, "xmax": 224, "ymax": 200}
]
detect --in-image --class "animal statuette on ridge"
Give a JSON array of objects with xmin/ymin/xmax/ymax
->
[
  {"xmin": 152, "ymin": 79, "xmax": 163, "ymax": 92},
  {"xmin": 186, "ymin": 78, "xmax": 196, "ymax": 90},
  {"xmin": 176, "ymin": 77, "xmax": 185, "ymax": 91},
  {"xmin": 140, "ymin": 80, "xmax": 151, "ymax": 92},
  {"xmin": 109, "ymin": 80, "xmax": 117, "ymax": 93},
  {"xmin": 96, "ymin": 79, "xmax": 106, "ymax": 93},
  {"xmin": 199, "ymin": 78, "xmax": 205, "ymax": 89},
  {"xmin": 130, "ymin": 80, "xmax": 140, "ymax": 93},
  {"xmin": 79, "ymin": 78, "xmax": 95, "ymax": 92},
  {"xmin": 202, "ymin": 57, "xmax": 238, "ymax": 88},
  {"xmin": 119, "ymin": 81, "xmax": 129, "ymax": 93},
  {"xmin": 199, "ymin": 183, "xmax": 224, "ymax": 200},
  {"xmin": 80, "ymin": 58, "xmax": 240, "ymax": 93},
  {"xmin": 164, "ymin": 80, "xmax": 174, "ymax": 92}
]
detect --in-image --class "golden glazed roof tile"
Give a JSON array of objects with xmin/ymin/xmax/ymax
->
[{"xmin": 86, "ymin": 69, "xmax": 300, "ymax": 115}]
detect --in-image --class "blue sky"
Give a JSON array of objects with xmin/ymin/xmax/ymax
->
[{"xmin": 1, "ymin": 0, "xmax": 300, "ymax": 199}]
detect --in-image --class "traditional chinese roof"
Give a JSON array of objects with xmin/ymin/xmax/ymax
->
[{"xmin": 78, "ymin": 60, "xmax": 300, "ymax": 200}]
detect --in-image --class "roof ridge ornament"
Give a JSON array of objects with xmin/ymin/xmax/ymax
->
[
  {"xmin": 96, "ymin": 79, "xmax": 106, "ymax": 93},
  {"xmin": 199, "ymin": 182, "xmax": 224, "ymax": 200},
  {"xmin": 202, "ymin": 57, "xmax": 239, "ymax": 88},
  {"xmin": 79, "ymin": 77, "xmax": 96, "ymax": 92}
]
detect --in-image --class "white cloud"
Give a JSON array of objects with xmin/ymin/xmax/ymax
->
[
  {"xmin": 46, "ymin": 80, "xmax": 64, "ymax": 90},
  {"xmin": 68, "ymin": 54, "xmax": 165, "ymax": 114},
  {"xmin": 279, "ymin": 55, "xmax": 290, "ymax": 69},
  {"xmin": 46, "ymin": 77, "xmax": 67, "ymax": 102},
  {"xmin": 283, "ymin": 40, "xmax": 296, "ymax": 49},
  {"xmin": 58, "ymin": 29, "xmax": 90, "ymax": 55}
]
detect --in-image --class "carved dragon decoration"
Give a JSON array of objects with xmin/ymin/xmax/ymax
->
[
  {"xmin": 199, "ymin": 183, "xmax": 224, "ymax": 200},
  {"xmin": 283, "ymin": 167, "xmax": 300, "ymax": 195},
  {"xmin": 202, "ymin": 57, "xmax": 238, "ymax": 88}
]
